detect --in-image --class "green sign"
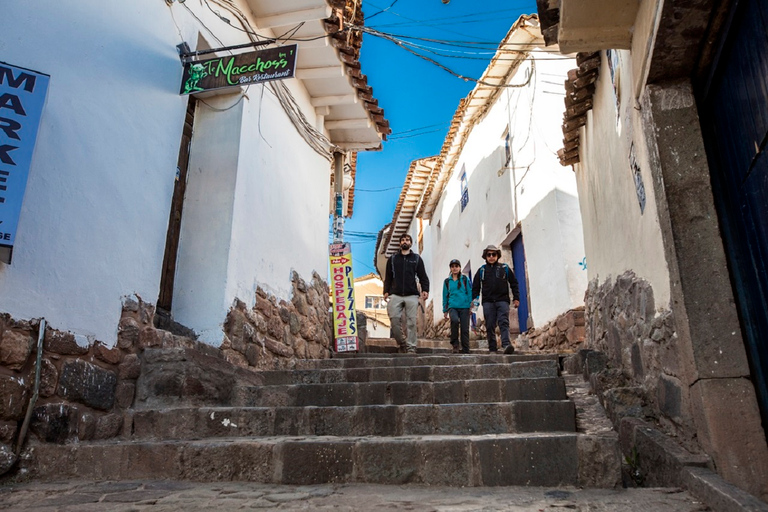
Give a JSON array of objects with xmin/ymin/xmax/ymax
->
[{"xmin": 180, "ymin": 44, "xmax": 297, "ymax": 95}]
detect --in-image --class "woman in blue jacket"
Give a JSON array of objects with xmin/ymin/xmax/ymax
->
[{"xmin": 443, "ymin": 259, "xmax": 473, "ymax": 354}]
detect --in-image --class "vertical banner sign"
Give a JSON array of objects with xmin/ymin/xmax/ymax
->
[
  {"xmin": 329, "ymin": 242, "xmax": 358, "ymax": 352},
  {"xmin": 0, "ymin": 62, "xmax": 50, "ymax": 264}
]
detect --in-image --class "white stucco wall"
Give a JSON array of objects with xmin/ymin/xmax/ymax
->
[
  {"xmin": 0, "ymin": 1, "xmax": 187, "ymax": 346},
  {"xmin": 521, "ymin": 189, "xmax": 587, "ymax": 325},
  {"xmin": 428, "ymin": 49, "xmax": 585, "ymax": 326},
  {"xmin": 575, "ymin": 49, "xmax": 671, "ymax": 307},
  {"xmin": 0, "ymin": 0, "xmax": 337, "ymax": 347}
]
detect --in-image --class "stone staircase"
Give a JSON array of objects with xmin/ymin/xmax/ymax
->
[{"xmin": 21, "ymin": 347, "xmax": 622, "ymax": 487}]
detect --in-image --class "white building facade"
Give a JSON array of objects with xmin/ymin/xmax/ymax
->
[
  {"xmin": 0, "ymin": 0, "xmax": 387, "ymax": 347},
  {"xmin": 378, "ymin": 16, "xmax": 585, "ymax": 336}
]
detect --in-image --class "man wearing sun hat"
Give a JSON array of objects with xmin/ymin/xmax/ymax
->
[{"xmin": 471, "ymin": 245, "xmax": 520, "ymax": 354}]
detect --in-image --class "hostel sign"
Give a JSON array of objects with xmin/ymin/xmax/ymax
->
[
  {"xmin": 181, "ymin": 45, "xmax": 297, "ymax": 95},
  {"xmin": 329, "ymin": 242, "xmax": 358, "ymax": 353},
  {"xmin": 0, "ymin": 62, "xmax": 50, "ymax": 264}
]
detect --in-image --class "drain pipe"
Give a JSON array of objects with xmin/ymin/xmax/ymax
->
[{"xmin": 14, "ymin": 318, "xmax": 46, "ymax": 458}]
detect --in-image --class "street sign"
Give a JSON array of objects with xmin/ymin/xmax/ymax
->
[{"xmin": 329, "ymin": 242, "xmax": 358, "ymax": 352}]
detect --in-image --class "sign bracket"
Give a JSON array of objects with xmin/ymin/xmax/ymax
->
[{"xmin": 177, "ymin": 40, "xmax": 276, "ymax": 63}]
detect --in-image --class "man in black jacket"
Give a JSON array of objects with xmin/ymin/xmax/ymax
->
[
  {"xmin": 472, "ymin": 245, "xmax": 520, "ymax": 354},
  {"xmin": 383, "ymin": 234, "xmax": 430, "ymax": 353}
]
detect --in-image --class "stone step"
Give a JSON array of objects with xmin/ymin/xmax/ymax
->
[
  {"xmin": 229, "ymin": 377, "xmax": 566, "ymax": 408},
  {"xmin": 256, "ymin": 361, "xmax": 557, "ymax": 385},
  {"xmin": 24, "ymin": 433, "xmax": 621, "ymax": 487},
  {"xmin": 295, "ymin": 353, "xmax": 560, "ymax": 369},
  {"xmin": 129, "ymin": 400, "xmax": 576, "ymax": 439}
]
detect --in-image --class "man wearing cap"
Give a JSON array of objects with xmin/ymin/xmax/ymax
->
[
  {"xmin": 383, "ymin": 234, "xmax": 430, "ymax": 353},
  {"xmin": 472, "ymin": 245, "xmax": 520, "ymax": 354}
]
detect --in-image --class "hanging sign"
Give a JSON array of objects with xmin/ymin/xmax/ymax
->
[
  {"xmin": 329, "ymin": 242, "xmax": 358, "ymax": 352},
  {"xmin": 180, "ymin": 44, "xmax": 297, "ymax": 95},
  {"xmin": 0, "ymin": 62, "xmax": 50, "ymax": 264}
]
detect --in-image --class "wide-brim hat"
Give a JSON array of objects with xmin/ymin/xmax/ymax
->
[
  {"xmin": 449, "ymin": 259, "xmax": 461, "ymax": 267},
  {"xmin": 482, "ymin": 245, "xmax": 501, "ymax": 259}
]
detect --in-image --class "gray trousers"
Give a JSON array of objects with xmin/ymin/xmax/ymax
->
[{"xmin": 387, "ymin": 294, "xmax": 419, "ymax": 350}]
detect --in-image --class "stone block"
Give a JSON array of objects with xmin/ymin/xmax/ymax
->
[
  {"xmin": 584, "ymin": 351, "xmax": 609, "ymax": 380},
  {"xmin": 513, "ymin": 401, "xmax": 576, "ymax": 432},
  {"xmin": 0, "ymin": 329, "xmax": 33, "ymax": 370},
  {"xmin": 117, "ymin": 317, "xmax": 140, "ymax": 350},
  {"xmin": 94, "ymin": 342, "xmax": 122, "ymax": 365},
  {"xmin": 44, "ymin": 329, "xmax": 88, "ymax": 356},
  {"xmin": 354, "ymin": 440, "xmax": 421, "ymax": 484},
  {"xmin": 577, "ymin": 434, "xmax": 622, "ymax": 488},
  {"xmin": 94, "ymin": 413, "xmax": 123, "ymax": 440},
  {"xmin": 115, "ymin": 381, "xmax": 135, "ymax": 409},
  {"xmin": 0, "ymin": 374, "xmax": 28, "ymax": 420},
  {"xmin": 399, "ymin": 404, "xmax": 434, "ymax": 435},
  {"xmin": 138, "ymin": 327, "xmax": 163, "ymax": 349},
  {"xmin": 39, "ymin": 358, "xmax": 58, "ymax": 398},
  {"xmin": 78, "ymin": 411, "xmax": 96, "ymax": 441},
  {"xmin": 435, "ymin": 404, "xmax": 509, "ymax": 435},
  {"xmin": 619, "ymin": 417, "xmax": 709, "ymax": 488},
  {"xmin": 433, "ymin": 381, "xmax": 463, "ymax": 404},
  {"xmin": 465, "ymin": 380, "xmax": 501, "ymax": 403},
  {"xmin": 278, "ymin": 440, "xmax": 354, "ymax": 484},
  {"xmin": 356, "ymin": 382, "xmax": 387, "ymax": 406},
  {"xmin": 601, "ymin": 386, "xmax": 647, "ymax": 426},
  {"xmin": 690, "ymin": 378, "xmax": 768, "ymax": 500},
  {"xmin": 420, "ymin": 439, "xmax": 472, "ymax": 485},
  {"xmin": 682, "ymin": 466, "xmax": 768, "ymax": 512},
  {"xmin": 31, "ymin": 403, "xmax": 79, "ymax": 443},
  {"xmin": 656, "ymin": 373, "xmax": 683, "ymax": 421},
  {"xmin": 0, "ymin": 420, "xmax": 16, "ymax": 444},
  {"xmin": 474, "ymin": 435, "xmax": 578, "ymax": 486},
  {"xmin": 118, "ymin": 354, "xmax": 141, "ymax": 380},
  {"xmin": 503, "ymin": 377, "xmax": 566, "ymax": 401},
  {"xmin": 355, "ymin": 405, "xmax": 398, "ymax": 436},
  {"xmin": 58, "ymin": 360, "xmax": 117, "ymax": 411},
  {"xmin": 390, "ymin": 382, "xmax": 432, "ymax": 405}
]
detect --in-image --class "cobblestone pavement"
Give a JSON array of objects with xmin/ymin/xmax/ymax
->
[{"xmin": 0, "ymin": 480, "xmax": 711, "ymax": 511}]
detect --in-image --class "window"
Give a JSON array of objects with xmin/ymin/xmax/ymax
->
[{"xmin": 365, "ymin": 295, "xmax": 387, "ymax": 309}]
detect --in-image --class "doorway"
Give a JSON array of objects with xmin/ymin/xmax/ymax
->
[
  {"xmin": 697, "ymin": 0, "xmax": 768, "ymax": 430},
  {"xmin": 511, "ymin": 234, "xmax": 529, "ymax": 332}
]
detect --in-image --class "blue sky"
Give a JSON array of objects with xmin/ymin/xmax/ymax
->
[{"xmin": 342, "ymin": 0, "xmax": 539, "ymax": 278}]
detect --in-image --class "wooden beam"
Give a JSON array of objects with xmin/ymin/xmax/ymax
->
[
  {"xmin": 310, "ymin": 94, "xmax": 357, "ymax": 107},
  {"xmin": 326, "ymin": 118, "xmax": 371, "ymax": 130},
  {"xmin": 295, "ymin": 66, "xmax": 344, "ymax": 80},
  {"xmin": 257, "ymin": 6, "xmax": 331, "ymax": 29}
]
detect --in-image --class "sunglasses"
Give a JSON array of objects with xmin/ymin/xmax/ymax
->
[{"xmin": 486, "ymin": 252, "xmax": 499, "ymax": 257}]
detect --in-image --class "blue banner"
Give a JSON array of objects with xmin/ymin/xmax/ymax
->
[{"xmin": 0, "ymin": 61, "xmax": 50, "ymax": 264}]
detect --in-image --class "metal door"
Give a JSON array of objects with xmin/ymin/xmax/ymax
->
[
  {"xmin": 511, "ymin": 235, "xmax": 529, "ymax": 332},
  {"xmin": 698, "ymin": 0, "xmax": 768, "ymax": 428}
]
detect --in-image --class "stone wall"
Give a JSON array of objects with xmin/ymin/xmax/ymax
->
[
  {"xmin": 582, "ymin": 271, "xmax": 697, "ymax": 451},
  {"xmin": 222, "ymin": 271, "xmax": 332, "ymax": 370},
  {"xmin": 0, "ymin": 270, "xmax": 331, "ymax": 472},
  {"xmin": 517, "ymin": 308, "xmax": 585, "ymax": 352}
]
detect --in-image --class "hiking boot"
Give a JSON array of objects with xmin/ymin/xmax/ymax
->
[
  {"xmin": 504, "ymin": 345, "xmax": 515, "ymax": 354},
  {"xmin": 406, "ymin": 347, "xmax": 417, "ymax": 354},
  {"xmin": 452, "ymin": 345, "xmax": 460, "ymax": 353}
]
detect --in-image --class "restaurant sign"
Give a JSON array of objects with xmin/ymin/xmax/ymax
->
[
  {"xmin": 180, "ymin": 44, "xmax": 297, "ymax": 95},
  {"xmin": 329, "ymin": 242, "xmax": 358, "ymax": 353}
]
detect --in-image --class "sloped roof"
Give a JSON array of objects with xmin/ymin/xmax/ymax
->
[{"xmin": 244, "ymin": 0, "xmax": 390, "ymax": 150}]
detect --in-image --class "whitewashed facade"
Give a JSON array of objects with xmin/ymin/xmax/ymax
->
[
  {"xmin": 0, "ymin": 0, "xmax": 386, "ymax": 346},
  {"xmin": 379, "ymin": 17, "xmax": 586, "ymax": 331}
]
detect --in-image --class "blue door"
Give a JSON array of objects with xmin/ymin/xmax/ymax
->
[
  {"xmin": 511, "ymin": 235, "xmax": 529, "ymax": 332},
  {"xmin": 698, "ymin": 0, "xmax": 768, "ymax": 431}
]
